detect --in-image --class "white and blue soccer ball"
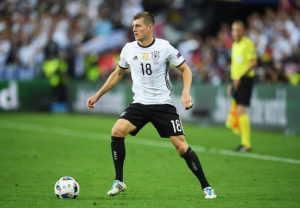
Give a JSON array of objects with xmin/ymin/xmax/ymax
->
[{"xmin": 54, "ymin": 176, "xmax": 80, "ymax": 199}]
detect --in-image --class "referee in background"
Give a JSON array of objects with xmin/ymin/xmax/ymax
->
[{"xmin": 226, "ymin": 20, "xmax": 257, "ymax": 152}]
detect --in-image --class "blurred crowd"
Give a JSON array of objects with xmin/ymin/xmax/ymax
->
[
  {"xmin": 0, "ymin": 0, "xmax": 143, "ymax": 82},
  {"xmin": 0, "ymin": 0, "xmax": 299, "ymax": 85},
  {"xmin": 181, "ymin": 0, "xmax": 300, "ymax": 85}
]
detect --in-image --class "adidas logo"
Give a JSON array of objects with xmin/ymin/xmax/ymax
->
[
  {"xmin": 113, "ymin": 151, "xmax": 118, "ymax": 160},
  {"xmin": 116, "ymin": 183, "xmax": 122, "ymax": 190}
]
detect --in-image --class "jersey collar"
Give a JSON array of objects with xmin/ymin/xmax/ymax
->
[
  {"xmin": 235, "ymin": 36, "xmax": 245, "ymax": 44},
  {"xmin": 137, "ymin": 38, "xmax": 155, "ymax": 48}
]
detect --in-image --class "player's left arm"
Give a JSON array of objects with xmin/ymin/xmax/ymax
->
[
  {"xmin": 241, "ymin": 58, "xmax": 257, "ymax": 77},
  {"xmin": 176, "ymin": 62, "xmax": 194, "ymax": 110},
  {"xmin": 233, "ymin": 58, "xmax": 257, "ymax": 89}
]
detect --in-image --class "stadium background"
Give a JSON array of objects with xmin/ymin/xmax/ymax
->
[
  {"xmin": 0, "ymin": 0, "xmax": 300, "ymax": 133},
  {"xmin": 0, "ymin": 0, "xmax": 300, "ymax": 208}
]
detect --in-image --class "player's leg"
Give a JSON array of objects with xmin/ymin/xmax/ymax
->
[
  {"xmin": 170, "ymin": 135, "xmax": 216, "ymax": 199},
  {"xmin": 108, "ymin": 119, "xmax": 137, "ymax": 196},
  {"xmin": 112, "ymin": 118, "xmax": 137, "ymax": 137},
  {"xmin": 108, "ymin": 103, "xmax": 149, "ymax": 196},
  {"xmin": 151, "ymin": 104, "xmax": 216, "ymax": 198},
  {"xmin": 170, "ymin": 136, "xmax": 207, "ymax": 185},
  {"xmin": 234, "ymin": 77, "xmax": 253, "ymax": 152},
  {"xmin": 236, "ymin": 104, "xmax": 251, "ymax": 151},
  {"xmin": 111, "ymin": 118, "xmax": 137, "ymax": 181},
  {"xmin": 170, "ymin": 135, "xmax": 188, "ymax": 154}
]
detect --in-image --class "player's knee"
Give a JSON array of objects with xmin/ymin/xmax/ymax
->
[
  {"xmin": 237, "ymin": 106, "xmax": 246, "ymax": 116},
  {"xmin": 171, "ymin": 136, "xmax": 189, "ymax": 154},
  {"xmin": 111, "ymin": 126, "xmax": 127, "ymax": 137},
  {"xmin": 177, "ymin": 144, "xmax": 188, "ymax": 154}
]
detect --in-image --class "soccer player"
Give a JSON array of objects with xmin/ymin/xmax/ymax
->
[
  {"xmin": 87, "ymin": 12, "xmax": 216, "ymax": 199},
  {"xmin": 226, "ymin": 20, "xmax": 257, "ymax": 152}
]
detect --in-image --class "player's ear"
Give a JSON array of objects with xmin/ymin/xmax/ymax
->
[{"xmin": 148, "ymin": 24, "xmax": 153, "ymax": 31}]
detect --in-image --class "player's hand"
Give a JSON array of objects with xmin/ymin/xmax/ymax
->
[
  {"xmin": 233, "ymin": 79, "xmax": 241, "ymax": 90},
  {"xmin": 87, "ymin": 95, "xmax": 100, "ymax": 110},
  {"xmin": 182, "ymin": 92, "xmax": 193, "ymax": 110}
]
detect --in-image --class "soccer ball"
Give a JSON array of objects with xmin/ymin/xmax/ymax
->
[{"xmin": 54, "ymin": 176, "xmax": 80, "ymax": 199}]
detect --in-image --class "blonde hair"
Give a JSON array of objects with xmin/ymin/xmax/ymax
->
[{"xmin": 133, "ymin": 12, "xmax": 155, "ymax": 26}]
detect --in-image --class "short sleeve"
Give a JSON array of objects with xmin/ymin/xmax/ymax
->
[
  {"xmin": 167, "ymin": 42, "xmax": 185, "ymax": 67},
  {"xmin": 118, "ymin": 44, "xmax": 129, "ymax": 69},
  {"xmin": 247, "ymin": 41, "xmax": 257, "ymax": 61}
]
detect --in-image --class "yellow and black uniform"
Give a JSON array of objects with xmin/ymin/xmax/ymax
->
[
  {"xmin": 227, "ymin": 36, "xmax": 257, "ymax": 150},
  {"xmin": 231, "ymin": 36, "xmax": 257, "ymax": 106}
]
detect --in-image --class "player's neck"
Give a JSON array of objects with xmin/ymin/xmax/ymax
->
[
  {"xmin": 138, "ymin": 36, "xmax": 155, "ymax": 47},
  {"xmin": 235, "ymin": 36, "xmax": 243, "ymax": 43}
]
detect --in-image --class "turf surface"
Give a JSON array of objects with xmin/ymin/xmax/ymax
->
[{"xmin": 0, "ymin": 112, "xmax": 299, "ymax": 208}]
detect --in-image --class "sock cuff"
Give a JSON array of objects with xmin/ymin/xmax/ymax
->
[
  {"xmin": 111, "ymin": 136, "xmax": 125, "ymax": 142},
  {"xmin": 180, "ymin": 147, "xmax": 193, "ymax": 159}
]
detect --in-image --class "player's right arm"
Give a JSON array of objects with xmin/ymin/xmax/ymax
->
[{"xmin": 87, "ymin": 66, "xmax": 126, "ymax": 110}]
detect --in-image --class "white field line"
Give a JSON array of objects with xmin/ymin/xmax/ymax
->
[{"xmin": 0, "ymin": 121, "xmax": 299, "ymax": 165}]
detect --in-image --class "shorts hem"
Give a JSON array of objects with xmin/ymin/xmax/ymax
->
[{"xmin": 160, "ymin": 133, "xmax": 185, "ymax": 138}]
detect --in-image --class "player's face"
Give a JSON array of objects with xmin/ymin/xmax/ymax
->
[
  {"xmin": 132, "ymin": 18, "xmax": 152, "ymax": 41},
  {"xmin": 232, "ymin": 23, "xmax": 244, "ymax": 41}
]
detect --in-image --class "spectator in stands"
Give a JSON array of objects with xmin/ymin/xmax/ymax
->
[
  {"xmin": 0, "ymin": 30, "xmax": 11, "ymax": 68},
  {"xmin": 0, "ymin": 0, "xmax": 299, "ymax": 85}
]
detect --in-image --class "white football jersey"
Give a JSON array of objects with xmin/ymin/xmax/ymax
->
[{"xmin": 118, "ymin": 38, "xmax": 185, "ymax": 105}]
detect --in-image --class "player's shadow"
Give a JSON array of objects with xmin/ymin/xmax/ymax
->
[{"xmin": 79, "ymin": 193, "xmax": 129, "ymax": 201}]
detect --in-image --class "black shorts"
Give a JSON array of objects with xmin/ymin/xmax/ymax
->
[
  {"xmin": 232, "ymin": 77, "xmax": 254, "ymax": 106},
  {"xmin": 119, "ymin": 103, "xmax": 185, "ymax": 138}
]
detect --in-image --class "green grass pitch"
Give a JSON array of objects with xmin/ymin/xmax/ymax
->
[{"xmin": 0, "ymin": 112, "xmax": 300, "ymax": 208}]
